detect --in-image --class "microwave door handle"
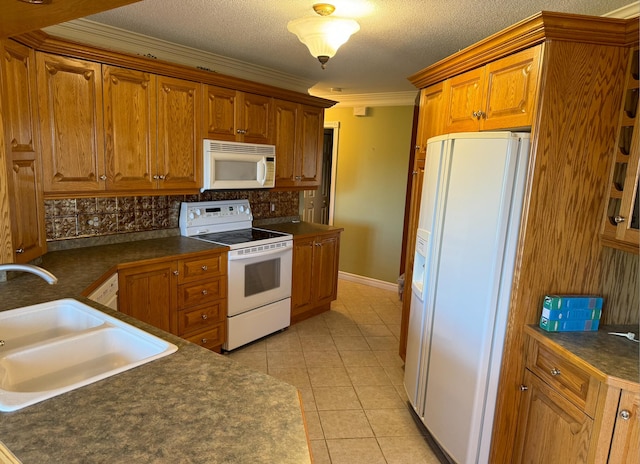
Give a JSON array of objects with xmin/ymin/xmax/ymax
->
[
  {"xmin": 228, "ymin": 246, "xmax": 290, "ymax": 261},
  {"xmin": 257, "ymin": 159, "xmax": 267, "ymax": 185}
]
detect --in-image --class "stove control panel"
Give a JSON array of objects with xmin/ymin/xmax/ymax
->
[{"xmin": 179, "ymin": 200, "xmax": 253, "ymax": 236}]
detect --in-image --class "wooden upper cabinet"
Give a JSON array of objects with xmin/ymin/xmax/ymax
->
[
  {"xmin": 444, "ymin": 46, "xmax": 542, "ymax": 133},
  {"xmin": 156, "ymin": 76, "xmax": 201, "ymax": 190},
  {"xmin": 415, "ymin": 82, "xmax": 448, "ymax": 159},
  {"xmin": 103, "ymin": 65, "xmax": 157, "ymax": 191},
  {"xmin": 204, "ymin": 85, "xmax": 271, "ymax": 144},
  {"xmin": 273, "ymin": 101, "xmax": 324, "ymax": 189},
  {"xmin": 36, "ymin": 52, "xmax": 105, "ymax": 193},
  {"xmin": 299, "ymin": 105, "xmax": 324, "ymax": 184},
  {"xmin": 0, "ymin": 40, "xmax": 46, "ymax": 263}
]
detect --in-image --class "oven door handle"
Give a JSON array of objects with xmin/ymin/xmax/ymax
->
[{"xmin": 228, "ymin": 245, "xmax": 291, "ymax": 261}]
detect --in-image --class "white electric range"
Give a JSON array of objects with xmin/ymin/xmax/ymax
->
[{"xmin": 179, "ymin": 200, "xmax": 292, "ymax": 350}]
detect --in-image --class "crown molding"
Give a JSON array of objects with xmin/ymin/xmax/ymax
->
[
  {"xmin": 43, "ymin": 18, "xmax": 316, "ymax": 93},
  {"xmin": 603, "ymin": 1, "xmax": 639, "ymax": 18},
  {"xmin": 311, "ymin": 91, "xmax": 418, "ymax": 107}
]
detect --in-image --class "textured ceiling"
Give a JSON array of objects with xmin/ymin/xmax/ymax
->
[{"xmin": 84, "ymin": 0, "xmax": 635, "ymax": 99}]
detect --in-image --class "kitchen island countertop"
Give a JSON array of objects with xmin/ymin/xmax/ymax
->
[{"xmin": 0, "ymin": 236, "xmax": 312, "ymax": 464}]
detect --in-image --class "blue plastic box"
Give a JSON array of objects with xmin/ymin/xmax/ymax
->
[
  {"xmin": 543, "ymin": 295, "xmax": 603, "ymax": 311},
  {"xmin": 539, "ymin": 317, "xmax": 600, "ymax": 332}
]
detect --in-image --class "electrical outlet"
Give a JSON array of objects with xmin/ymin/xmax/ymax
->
[{"xmin": 270, "ymin": 202, "xmax": 276, "ymax": 212}]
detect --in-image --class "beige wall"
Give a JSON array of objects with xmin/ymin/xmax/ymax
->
[{"xmin": 325, "ymin": 105, "xmax": 414, "ymax": 284}]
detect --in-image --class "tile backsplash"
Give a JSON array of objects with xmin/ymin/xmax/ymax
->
[{"xmin": 44, "ymin": 190, "xmax": 300, "ymax": 241}]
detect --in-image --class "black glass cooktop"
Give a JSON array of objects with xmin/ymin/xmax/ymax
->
[{"xmin": 194, "ymin": 228, "xmax": 289, "ymax": 246}]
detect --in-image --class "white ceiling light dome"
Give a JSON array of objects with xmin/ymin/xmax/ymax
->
[{"xmin": 287, "ymin": 3, "xmax": 360, "ymax": 69}]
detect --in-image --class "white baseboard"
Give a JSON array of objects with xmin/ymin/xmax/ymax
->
[{"xmin": 338, "ymin": 271, "xmax": 398, "ymax": 293}]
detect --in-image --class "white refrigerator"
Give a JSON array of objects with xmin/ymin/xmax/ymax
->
[{"xmin": 404, "ymin": 131, "xmax": 530, "ymax": 464}]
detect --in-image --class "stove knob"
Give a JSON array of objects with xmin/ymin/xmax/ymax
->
[
  {"xmin": 195, "ymin": 208, "xmax": 202, "ymax": 216},
  {"xmin": 188, "ymin": 212, "xmax": 195, "ymax": 220},
  {"xmin": 239, "ymin": 206, "xmax": 245, "ymax": 213}
]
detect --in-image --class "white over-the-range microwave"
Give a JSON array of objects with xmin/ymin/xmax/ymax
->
[{"xmin": 201, "ymin": 139, "xmax": 276, "ymax": 191}]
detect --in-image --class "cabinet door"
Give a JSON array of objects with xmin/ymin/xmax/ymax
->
[
  {"xmin": 444, "ymin": 67, "xmax": 484, "ymax": 133},
  {"xmin": 608, "ymin": 390, "xmax": 640, "ymax": 464},
  {"xmin": 399, "ymin": 157, "xmax": 425, "ymax": 360},
  {"xmin": 415, "ymin": 82, "xmax": 447, "ymax": 158},
  {"xmin": 204, "ymin": 85, "xmax": 237, "ymax": 141},
  {"xmin": 36, "ymin": 52, "xmax": 105, "ymax": 193},
  {"xmin": 291, "ymin": 236, "xmax": 315, "ymax": 316},
  {"xmin": 514, "ymin": 370, "xmax": 593, "ymax": 464},
  {"xmin": 314, "ymin": 232, "xmax": 340, "ymax": 305},
  {"xmin": 0, "ymin": 40, "xmax": 46, "ymax": 263},
  {"xmin": 157, "ymin": 76, "xmax": 201, "ymax": 190},
  {"xmin": 239, "ymin": 92, "xmax": 271, "ymax": 144},
  {"xmin": 103, "ymin": 65, "xmax": 156, "ymax": 191},
  {"xmin": 118, "ymin": 261, "xmax": 177, "ymax": 333},
  {"xmin": 273, "ymin": 99, "xmax": 299, "ymax": 186},
  {"xmin": 481, "ymin": 46, "xmax": 541, "ymax": 130},
  {"xmin": 298, "ymin": 105, "xmax": 324, "ymax": 187}
]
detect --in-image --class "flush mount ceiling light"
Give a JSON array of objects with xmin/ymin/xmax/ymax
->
[{"xmin": 287, "ymin": 3, "xmax": 360, "ymax": 70}]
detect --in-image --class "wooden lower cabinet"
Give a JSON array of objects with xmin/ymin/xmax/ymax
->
[
  {"xmin": 118, "ymin": 260, "xmax": 177, "ymax": 333},
  {"xmin": 118, "ymin": 250, "xmax": 227, "ymax": 352},
  {"xmin": 291, "ymin": 230, "xmax": 341, "ymax": 324},
  {"xmin": 514, "ymin": 331, "xmax": 640, "ymax": 464}
]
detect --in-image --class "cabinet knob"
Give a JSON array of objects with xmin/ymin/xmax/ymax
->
[
  {"xmin": 15, "ymin": 248, "xmax": 24, "ymax": 254},
  {"xmin": 202, "ymin": 289, "xmax": 208, "ymax": 295},
  {"xmin": 614, "ymin": 215, "xmax": 626, "ymax": 224},
  {"xmin": 415, "ymin": 145, "xmax": 420, "ymax": 151},
  {"xmin": 519, "ymin": 385, "xmax": 528, "ymax": 391},
  {"xmin": 619, "ymin": 409, "xmax": 631, "ymax": 420},
  {"xmin": 201, "ymin": 265, "xmax": 208, "ymax": 271},
  {"xmin": 201, "ymin": 338, "xmax": 208, "ymax": 344},
  {"xmin": 236, "ymin": 129, "xmax": 247, "ymax": 134},
  {"xmin": 550, "ymin": 368, "xmax": 561, "ymax": 376},
  {"xmin": 158, "ymin": 175, "xmax": 166, "ymax": 180},
  {"xmin": 153, "ymin": 175, "xmax": 159, "ymax": 180},
  {"xmin": 201, "ymin": 314, "xmax": 208, "ymax": 320},
  {"xmin": 173, "ymin": 270, "xmax": 179, "ymax": 276},
  {"xmin": 99, "ymin": 174, "xmax": 107, "ymax": 181},
  {"xmin": 412, "ymin": 170, "xmax": 418, "ymax": 175}
]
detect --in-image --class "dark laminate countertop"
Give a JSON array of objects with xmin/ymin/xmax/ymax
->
[
  {"xmin": 0, "ymin": 236, "xmax": 312, "ymax": 464},
  {"xmin": 525, "ymin": 324, "xmax": 640, "ymax": 391},
  {"xmin": 259, "ymin": 220, "xmax": 344, "ymax": 239}
]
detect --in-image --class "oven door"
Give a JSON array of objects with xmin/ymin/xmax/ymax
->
[{"xmin": 227, "ymin": 241, "xmax": 292, "ymax": 316}]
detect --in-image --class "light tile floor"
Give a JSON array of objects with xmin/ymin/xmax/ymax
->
[{"xmin": 227, "ymin": 278, "xmax": 443, "ymax": 464}]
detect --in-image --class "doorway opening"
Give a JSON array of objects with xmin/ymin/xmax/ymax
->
[{"xmin": 301, "ymin": 121, "xmax": 339, "ymax": 225}]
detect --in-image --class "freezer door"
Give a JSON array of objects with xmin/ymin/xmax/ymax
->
[{"xmin": 403, "ymin": 136, "xmax": 448, "ymax": 418}]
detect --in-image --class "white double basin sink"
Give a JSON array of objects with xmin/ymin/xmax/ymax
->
[{"xmin": 0, "ymin": 299, "xmax": 178, "ymax": 412}]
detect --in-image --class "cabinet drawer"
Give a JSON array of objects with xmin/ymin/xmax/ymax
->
[
  {"xmin": 177, "ymin": 301, "xmax": 226, "ymax": 336},
  {"xmin": 528, "ymin": 342, "xmax": 599, "ymax": 416},
  {"xmin": 184, "ymin": 323, "xmax": 225, "ymax": 350},
  {"xmin": 178, "ymin": 253, "xmax": 226, "ymax": 283},
  {"xmin": 178, "ymin": 276, "xmax": 227, "ymax": 309}
]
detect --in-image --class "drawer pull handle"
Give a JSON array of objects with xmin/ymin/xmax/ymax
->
[
  {"xmin": 519, "ymin": 385, "xmax": 528, "ymax": 391},
  {"xmin": 201, "ymin": 265, "xmax": 208, "ymax": 271},
  {"xmin": 202, "ymin": 290, "xmax": 208, "ymax": 295},
  {"xmin": 201, "ymin": 338, "xmax": 208, "ymax": 344},
  {"xmin": 619, "ymin": 410, "xmax": 631, "ymax": 420},
  {"xmin": 550, "ymin": 368, "xmax": 561, "ymax": 376},
  {"xmin": 173, "ymin": 270, "xmax": 179, "ymax": 276},
  {"xmin": 201, "ymin": 314, "xmax": 208, "ymax": 320}
]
